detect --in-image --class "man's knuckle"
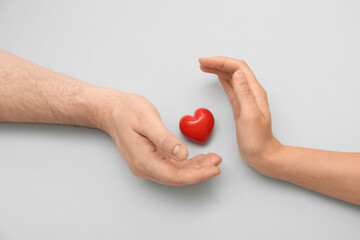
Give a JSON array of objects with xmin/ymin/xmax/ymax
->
[
  {"xmin": 156, "ymin": 134, "xmax": 169, "ymax": 148},
  {"xmin": 173, "ymin": 172, "xmax": 184, "ymax": 186},
  {"xmin": 219, "ymin": 60, "xmax": 225, "ymax": 69},
  {"xmin": 173, "ymin": 181, "xmax": 183, "ymax": 187}
]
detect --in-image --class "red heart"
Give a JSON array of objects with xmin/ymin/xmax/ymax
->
[{"xmin": 179, "ymin": 108, "xmax": 214, "ymax": 144}]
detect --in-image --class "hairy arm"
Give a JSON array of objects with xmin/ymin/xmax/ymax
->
[
  {"xmin": 0, "ymin": 50, "xmax": 222, "ymax": 186},
  {"xmin": 0, "ymin": 49, "xmax": 108, "ymax": 129},
  {"xmin": 200, "ymin": 56, "xmax": 360, "ymax": 205}
]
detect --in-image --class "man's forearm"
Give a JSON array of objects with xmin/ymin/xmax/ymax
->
[
  {"xmin": 0, "ymin": 50, "xmax": 110, "ymax": 129},
  {"xmin": 271, "ymin": 146, "xmax": 360, "ymax": 205}
]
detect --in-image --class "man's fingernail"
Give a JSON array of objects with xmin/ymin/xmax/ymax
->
[
  {"xmin": 172, "ymin": 144, "xmax": 187, "ymax": 160},
  {"xmin": 173, "ymin": 145, "xmax": 180, "ymax": 154},
  {"xmin": 234, "ymin": 71, "xmax": 245, "ymax": 83}
]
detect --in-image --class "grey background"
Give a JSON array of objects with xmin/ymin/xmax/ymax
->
[{"xmin": 0, "ymin": 0, "xmax": 360, "ymax": 239}]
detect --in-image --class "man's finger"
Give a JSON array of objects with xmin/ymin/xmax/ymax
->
[
  {"xmin": 157, "ymin": 155, "xmax": 221, "ymax": 186},
  {"xmin": 138, "ymin": 119, "xmax": 189, "ymax": 161},
  {"xmin": 135, "ymin": 151, "xmax": 221, "ymax": 186},
  {"xmin": 176, "ymin": 165, "xmax": 221, "ymax": 185}
]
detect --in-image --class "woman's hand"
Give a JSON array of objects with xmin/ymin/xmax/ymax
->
[
  {"xmin": 199, "ymin": 56, "xmax": 281, "ymax": 176},
  {"xmin": 199, "ymin": 56, "xmax": 360, "ymax": 205},
  {"xmin": 98, "ymin": 89, "xmax": 222, "ymax": 186}
]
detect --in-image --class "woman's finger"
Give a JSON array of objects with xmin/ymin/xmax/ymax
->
[
  {"xmin": 201, "ymin": 56, "xmax": 270, "ymax": 116},
  {"xmin": 231, "ymin": 71, "xmax": 262, "ymax": 118}
]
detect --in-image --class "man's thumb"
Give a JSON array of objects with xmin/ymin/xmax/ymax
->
[{"xmin": 145, "ymin": 121, "xmax": 189, "ymax": 160}]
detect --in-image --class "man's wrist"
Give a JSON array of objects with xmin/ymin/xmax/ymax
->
[{"xmin": 84, "ymin": 86, "xmax": 127, "ymax": 133}]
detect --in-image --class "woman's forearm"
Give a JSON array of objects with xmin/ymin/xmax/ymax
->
[
  {"xmin": 272, "ymin": 146, "xmax": 360, "ymax": 205},
  {"xmin": 0, "ymin": 50, "xmax": 110, "ymax": 129}
]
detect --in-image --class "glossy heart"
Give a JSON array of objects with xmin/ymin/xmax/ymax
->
[{"xmin": 179, "ymin": 108, "xmax": 214, "ymax": 144}]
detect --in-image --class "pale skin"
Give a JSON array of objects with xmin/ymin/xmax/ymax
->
[
  {"xmin": 0, "ymin": 50, "xmax": 222, "ymax": 186},
  {"xmin": 199, "ymin": 56, "xmax": 360, "ymax": 205}
]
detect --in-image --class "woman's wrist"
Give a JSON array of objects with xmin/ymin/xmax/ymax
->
[
  {"xmin": 242, "ymin": 137, "xmax": 285, "ymax": 178},
  {"xmin": 261, "ymin": 142, "xmax": 287, "ymax": 179}
]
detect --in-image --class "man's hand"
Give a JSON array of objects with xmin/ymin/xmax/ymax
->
[
  {"xmin": 199, "ymin": 56, "xmax": 281, "ymax": 176},
  {"xmin": 0, "ymin": 50, "xmax": 221, "ymax": 186},
  {"xmin": 99, "ymin": 90, "xmax": 222, "ymax": 186}
]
